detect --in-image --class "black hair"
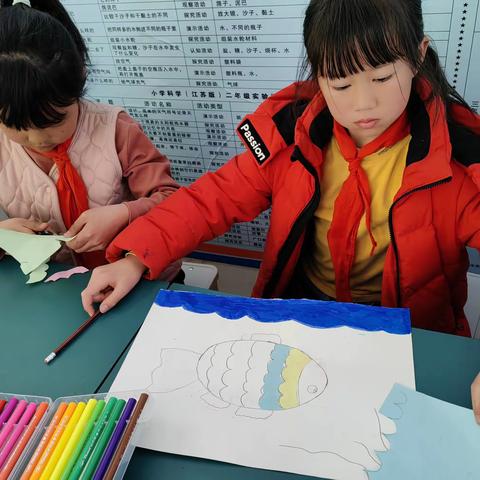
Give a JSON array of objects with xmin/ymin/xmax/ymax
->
[
  {"xmin": 0, "ymin": 0, "xmax": 89, "ymax": 130},
  {"xmin": 302, "ymin": 0, "xmax": 471, "ymax": 110}
]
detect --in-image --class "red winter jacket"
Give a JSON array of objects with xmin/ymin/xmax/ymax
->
[{"xmin": 107, "ymin": 80, "xmax": 480, "ymax": 336}]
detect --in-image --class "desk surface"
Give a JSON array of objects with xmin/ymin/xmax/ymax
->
[
  {"xmin": 0, "ymin": 256, "xmax": 166, "ymax": 398},
  {"xmin": 1, "ymin": 259, "xmax": 479, "ymax": 479}
]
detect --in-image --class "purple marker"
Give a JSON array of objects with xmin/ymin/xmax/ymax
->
[
  {"xmin": 92, "ymin": 397, "xmax": 136, "ymax": 480},
  {"xmin": 0, "ymin": 397, "xmax": 19, "ymax": 430}
]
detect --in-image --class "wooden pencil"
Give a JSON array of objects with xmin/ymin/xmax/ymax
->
[{"xmin": 44, "ymin": 311, "xmax": 102, "ymax": 364}]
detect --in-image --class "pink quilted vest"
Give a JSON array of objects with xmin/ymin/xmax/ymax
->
[
  {"xmin": 0, "ymin": 100, "xmax": 129, "ymax": 233},
  {"xmin": 0, "ymin": 100, "xmax": 180, "ymax": 280}
]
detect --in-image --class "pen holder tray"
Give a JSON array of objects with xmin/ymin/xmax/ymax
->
[{"xmin": 9, "ymin": 390, "xmax": 151, "ymax": 480}]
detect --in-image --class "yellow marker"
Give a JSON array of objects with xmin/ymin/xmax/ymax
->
[
  {"xmin": 39, "ymin": 402, "xmax": 86, "ymax": 480},
  {"xmin": 29, "ymin": 402, "xmax": 77, "ymax": 480},
  {"xmin": 49, "ymin": 399, "xmax": 97, "ymax": 480}
]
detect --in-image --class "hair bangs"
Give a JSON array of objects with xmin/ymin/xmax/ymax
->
[
  {"xmin": 0, "ymin": 52, "xmax": 81, "ymax": 130},
  {"xmin": 305, "ymin": 0, "xmax": 420, "ymax": 80},
  {"xmin": 319, "ymin": 28, "xmax": 406, "ymax": 79}
]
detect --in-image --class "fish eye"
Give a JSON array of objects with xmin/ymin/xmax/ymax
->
[{"xmin": 307, "ymin": 385, "xmax": 318, "ymax": 394}]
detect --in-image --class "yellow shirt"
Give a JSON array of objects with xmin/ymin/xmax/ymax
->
[{"xmin": 303, "ymin": 134, "xmax": 411, "ymax": 302}]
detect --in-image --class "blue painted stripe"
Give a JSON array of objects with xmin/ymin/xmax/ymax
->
[
  {"xmin": 259, "ymin": 344, "xmax": 290, "ymax": 410},
  {"xmin": 154, "ymin": 290, "xmax": 411, "ymax": 334}
]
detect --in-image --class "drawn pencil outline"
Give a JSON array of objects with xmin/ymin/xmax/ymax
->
[
  {"xmin": 280, "ymin": 444, "xmax": 372, "ymax": 479},
  {"xmin": 279, "ymin": 407, "xmax": 396, "ymax": 478},
  {"xmin": 146, "ymin": 333, "xmax": 328, "ymax": 419}
]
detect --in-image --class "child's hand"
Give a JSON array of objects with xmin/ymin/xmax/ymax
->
[
  {"xmin": 65, "ymin": 204, "xmax": 129, "ymax": 253},
  {"xmin": 0, "ymin": 218, "xmax": 49, "ymax": 234},
  {"xmin": 472, "ymin": 372, "xmax": 480, "ymax": 424},
  {"xmin": 81, "ymin": 255, "xmax": 147, "ymax": 315}
]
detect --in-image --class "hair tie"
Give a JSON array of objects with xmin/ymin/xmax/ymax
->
[{"xmin": 12, "ymin": 0, "xmax": 31, "ymax": 6}]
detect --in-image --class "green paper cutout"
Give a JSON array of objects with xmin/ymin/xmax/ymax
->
[
  {"xmin": 0, "ymin": 228, "xmax": 73, "ymax": 283},
  {"xmin": 26, "ymin": 263, "xmax": 49, "ymax": 283}
]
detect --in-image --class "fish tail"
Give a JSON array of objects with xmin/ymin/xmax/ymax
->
[{"xmin": 148, "ymin": 348, "xmax": 199, "ymax": 393}]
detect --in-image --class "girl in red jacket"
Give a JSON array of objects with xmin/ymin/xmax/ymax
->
[{"xmin": 81, "ymin": 0, "xmax": 480, "ymax": 420}]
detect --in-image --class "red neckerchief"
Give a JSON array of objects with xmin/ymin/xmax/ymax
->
[
  {"xmin": 32, "ymin": 137, "xmax": 89, "ymax": 229},
  {"xmin": 327, "ymin": 110, "xmax": 410, "ymax": 301},
  {"xmin": 32, "ymin": 139, "xmax": 107, "ymax": 268}
]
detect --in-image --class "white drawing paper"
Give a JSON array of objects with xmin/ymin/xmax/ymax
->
[{"xmin": 110, "ymin": 291, "xmax": 415, "ymax": 480}]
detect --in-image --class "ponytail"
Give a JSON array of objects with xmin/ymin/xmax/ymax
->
[
  {"xmin": 1, "ymin": 0, "xmax": 88, "ymax": 63},
  {"xmin": 0, "ymin": 0, "xmax": 88, "ymax": 129},
  {"xmin": 418, "ymin": 45, "xmax": 472, "ymax": 111}
]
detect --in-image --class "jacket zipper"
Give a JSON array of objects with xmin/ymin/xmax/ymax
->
[
  {"xmin": 263, "ymin": 147, "xmax": 320, "ymax": 297},
  {"xmin": 388, "ymin": 176, "xmax": 452, "ymax": 306}
]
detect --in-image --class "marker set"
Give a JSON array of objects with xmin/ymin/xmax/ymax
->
[{"xmin": 0, "ymin": 392, "xmax": 148, "ymax": 480}]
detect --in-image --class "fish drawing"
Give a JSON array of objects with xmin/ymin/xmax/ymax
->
[{"xmin": 148, "ymin": 335, "xmax": 328, "ymax": 419}]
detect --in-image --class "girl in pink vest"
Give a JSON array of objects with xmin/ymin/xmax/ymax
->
[{"xmin": 0, "ymin": 0, "xmax": 180, "ymax": 275}]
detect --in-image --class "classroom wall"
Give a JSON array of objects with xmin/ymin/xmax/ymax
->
[{"xmin": 62, "ymin": 0, "xmax": 480, "ymax": 262}]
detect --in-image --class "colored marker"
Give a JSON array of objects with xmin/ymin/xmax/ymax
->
[
  {"xmin": 78, "ymin": 399, "xmax": 125, "ymax": 480},
  {"xmin": 59, "ymin": 400, "xmax": 105, "ymax": 480},
  {"xmin": 20, "ymin": 402, "xmax": 68, "ymax": 480},
  {"xmin": 93, "ymin": 398, "xmax": 136, "ymax": 480},
  {"xmin": 0, "ymin": 398, "xmax": 19, "ymax": 429},
  {"xmin": 39, "ymin": 402, "xmax": 86, "ymax": 480},
  {"xmin": 0, "ymin": 400, "xmax": 6, "ymax": 415},
  {"xmin": 0, "ymin": 402, "xmax": 48, "ymax": 480},
  {"xmin": 29, "ymin": 402, "xmax": 76, "ymax": 480},
  {"xmin": 49, "ymin": 399, "xmax": 97, "ymax": 480},
  {"xmin": 68, "ymin": 398, "xmax": 117, "ymax": 480},
  {"xmin": 103, "ymin": 393, "xmax": 149, "ymax": 480},
  {"xmin": 0, "ymin": 401, "xmax": 36, "ymax": 469},
  {"xmin": 0, "ymin": 400, "xmax": 27, "ymax": 451}
]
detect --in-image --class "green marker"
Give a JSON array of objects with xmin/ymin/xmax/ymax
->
[
  {"xmin": 68, "ymin": 397, "xmax": 118, "ymax": 480},
  {"xmin": 60, "ymin": 400, "xmax": 105, "ymax": 480},
  {"xmin": 77, "ymin": 399, "xmax": 126, "ymax": 480}
]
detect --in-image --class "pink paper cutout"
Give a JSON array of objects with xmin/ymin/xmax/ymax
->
[{"xmin": 44, "ymin": 266, "xmax": 89, "ymax": 282}]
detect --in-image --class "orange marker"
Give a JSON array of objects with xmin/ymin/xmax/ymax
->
[
  {"xmin": 0, "ymin": 402, "xmax": 49, "ymax": 480},
  {"xmin": 26, "ymin": 402, "xmax": 76, "ymax": 480},
  {"xmin": 39, "ymin": 402, "xmax": 86, "ymax": 480},
  {"xmin": 20, "ymin": 402, "xmax": 67, "ymax": 480}
]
